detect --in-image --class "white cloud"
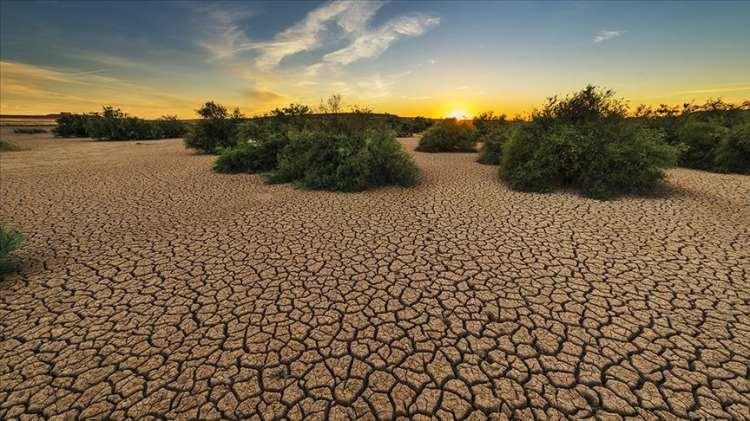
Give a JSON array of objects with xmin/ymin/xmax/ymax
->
[
  {"xmin": 323, "ymin": 14, "xmax": 440, "ymax": 65},
  {"xmin": 593, "ymin": 30, "xmax": 625, "ymax": 43},
  {"xmin": 199, "ymin": 1, "xmax": 439, "ymax": 70}
]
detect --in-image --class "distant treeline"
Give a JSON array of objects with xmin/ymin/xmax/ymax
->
[
  {"xmin": 53, "ymin": 104, "xmax": 432, "ymax": 141},
  {"xmin": 53, "ymin": 107, "xmax": 187, "ymax": 140}
]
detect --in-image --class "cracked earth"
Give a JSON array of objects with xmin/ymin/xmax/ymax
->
[{"xmin": 1, "ymin": 129, "xmax": 749, "ymax": 420}]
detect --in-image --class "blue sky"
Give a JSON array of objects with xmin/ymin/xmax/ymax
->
[{"xmin": 1, "ymin": 0, "xmax": 749, "ymax": 117}]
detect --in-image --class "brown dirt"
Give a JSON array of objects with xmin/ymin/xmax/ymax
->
[{"xmin": 1, "ymin": 130, "xmax": 749, "ymax": 419}]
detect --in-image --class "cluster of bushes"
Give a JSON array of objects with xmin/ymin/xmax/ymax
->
[
  {"xmin": 499, "ymin": 86, "xmax": 680, "ymax": 199},
  {"xmin": 53, "ymin": 113, "xmax": 93, "ymax": 137},
  {"xmin": 53, "ymin": 107, "xmax": 187, "ymax": 140},
  {"xmin": 634, "ymin": 99, "xmax": 749, "ymax": 174},
  {"xmin": 201, "ymin": 96, "xmax": 420, "ymax": 192},
  {"xmin": 416, "ymin": 119, "xmax": 477, "ymax": 152},
  {"xmin": 385, "ymin": 115, "xmax": 433, "ymax": 137},
  {"xmin": 13, "ymin": 128, "xmax": 47, "ymax": 134}
]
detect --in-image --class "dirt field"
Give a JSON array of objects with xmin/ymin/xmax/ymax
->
[{"xmin": 1, "ymin": 128, "xmax": 749, "ymax": 419}]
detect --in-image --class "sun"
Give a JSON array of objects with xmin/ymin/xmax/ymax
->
[{"xmin": 446, "ymin": 109, "xmax": 470, "ymax": 120}]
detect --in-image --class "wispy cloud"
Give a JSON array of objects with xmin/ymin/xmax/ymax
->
[
  {"xmin": 593, "ymin": 30, "xmax": 625, "ymax": 43},
  {"xmin": 241, "ymin": 87, "xmax": 285, "ymax": 102},
  {"xmin": 674, "ymin": 84, "xmax": 750, "ymax": 95},
  {"xmin": 199, "ymin": 1, "xmax": 439, "ymax": 70},
  {"xmin": 355, "ymin": 71, "xmax": 413, "ymax": 99},
  {"xmin": 322, "ymin": 13, "xmax": 440, "ymax": 65},
  {"xmin": 0, "ymin": 60, "xmax": 196, "ymax": 117}
]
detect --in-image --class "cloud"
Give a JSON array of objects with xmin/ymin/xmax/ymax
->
[
  {"xmin": 323, "ymin": 14, "xmax": 440, "ymax": 65},
  {"xmin": 674, "ymin": 84, "xmax": 750, "ymax": 95},
  {"xmin": 593, "ymin": 30, "xmax": 625, "ymax": 43},
  {"xmin": 0, "ymin": 60, "xmax": 196, "ymax": 117},
  {"xmin": 401, "ymin": 95, "xmax": 433, "ymax": 101},
  {"xmin": 199, "ymin": 1, "xmax": 439, "ymax": 70},
  {"xmin": 241, "ymin": 87, "xmax": 285, "ymax": 102}
]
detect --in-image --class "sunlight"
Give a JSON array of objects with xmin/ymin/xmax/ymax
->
[{"xmin": 446, "ymin": 109, "xmax": 471, "ymax": 120}]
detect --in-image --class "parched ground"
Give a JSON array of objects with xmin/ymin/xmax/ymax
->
[{"xmin": 1, "ymin": 129, "xmax": 749, "ymax": 420}]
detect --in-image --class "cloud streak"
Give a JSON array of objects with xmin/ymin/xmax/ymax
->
[
  {"xmin": 323, "ymin": 13, "xmax": 440, "ymax": 65},
  {"xmin": 593, "ymin": 30, "xmax": 625, "ymax": 43},
  {"xmin": 200, "ymin": 1, "xmax": 439, "ymax": 70}
]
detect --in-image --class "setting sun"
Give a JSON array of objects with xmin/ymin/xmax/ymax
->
[{"xmin": 446, "ymin": 109, "xmax": 471, "ymax": 120}]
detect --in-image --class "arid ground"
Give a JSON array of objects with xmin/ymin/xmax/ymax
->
[{"xmin": 1, "ymin": 128, "xmax": 749, "ymax": 420}]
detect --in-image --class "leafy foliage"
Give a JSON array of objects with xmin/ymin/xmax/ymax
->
[
  {"xmin": 674, "ymin": 120, "xmax": 727, "ymax": 170},
  {"xmin": 0, "ymin": 139, "xmax": 23, "ymax": 152},
  {"xmin": 416, "ymin": 119, "xmax": 477, "ymax": 152},
  {"xmin": 12, "ymin": 128, "xmax": 47, "ymax": 134},
  {"xmin": 214, "ymin": 137, "xmax": 288, "ymax": 174},
  {"xmin": 184, "ymin": 101, "xmax": 243, "ymax": 154},
  {"xmin": 268, "ymin": 128, "xmax": 419, "ymax": 192},
  {"xmin": 634, "ymin": 98, "xmax": 750, "ymax": 173},
  {"xmin": 385, "ymin": 114, "xmax": 434, "ymax": 137},
  {"xmin": 477, "ymin": 126, "xmax": 512, "ymax": 165},
  {"xmin": 155, "ymin": 115, "xmax": 188, "ymax": 138},
  {"xmin": 0, "ymin": 225, "xmax": 23, "ymax": 261},
  {"xmin": 213, "ymin": 96, "xmax": 421, "ymax": 191},
  {"xmin": 53, "ymin": 108, "xmax": 186, "ymax": 140},
  {"xmin": 714, "ymin": 122, "xmax": 750, "ymax": 174},
  {"xmin": 500, "ymin": 86, "xmax": 680, "ymax": 199},
  {"xmin": 53, "ymin": 113, "xmax": 93, "ymax": 137}
]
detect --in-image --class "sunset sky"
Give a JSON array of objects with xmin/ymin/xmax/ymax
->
[{"xmin": 1, "ymin": 0, "xmax": 749, "ymax": 118}]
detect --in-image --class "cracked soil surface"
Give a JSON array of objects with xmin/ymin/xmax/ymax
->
[{"xmin": 1, "ymin": 130, "xmax": 749, "ymax": 420}]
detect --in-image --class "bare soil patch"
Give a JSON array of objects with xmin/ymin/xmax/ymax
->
[{"xmin": 1, "ymin": 132, "xmax": 749, "ymax": 418}]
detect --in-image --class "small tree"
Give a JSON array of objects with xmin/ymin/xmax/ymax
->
[{"xmin": 184, "ymin": 101, "xmax": 243, "ymax": 154}]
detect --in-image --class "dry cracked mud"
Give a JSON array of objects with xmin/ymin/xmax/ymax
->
[{"xmin": 1, "ymin": 129, "xmax": 749, "ymax": 420}]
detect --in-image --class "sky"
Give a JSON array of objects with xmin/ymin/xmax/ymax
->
[{"xmin": 1, "ymin": 0, "xmax": 749, "ymax": 118}]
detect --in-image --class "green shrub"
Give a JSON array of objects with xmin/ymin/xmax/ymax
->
[
  {"xmin": 214, "ymin": 137, "xmax": 288, "ymax": 174},
  {"xmin": 184, "ymin": 101, "xmax": 243, "ymax": 154},
  {"xmin": 500, "ymin": 86, "xmax": 680, "ymax": 199},
  {"xmin": 416, "ymin": 119, "xmax": 476, "ymax": 152},
  {"xmin": 13, "ymin": 128, "xmax": 47, "ymax": 134},
  {"xmin": 153, "ymin": 115, "xmax": 187, "ymax": 138},
  {"xmin": 268, "ymin": 128, "xmax": 419, "ymax": 191},
  {"xmin": 0, "ymin": 139, "xmax": 23, "ymax": 152},
  {"xmin": 714, "ymin": 123, "xmax": 750, "ymax": 174},
  {"xmin": 53, "ymin": 113, "xmax": 92, "ymax": 137},
  {"xmin": 53, "ymin": 110, "xmax": 186, "ymax": 140},
  {"xmin": 675, "ymin": 120, "xmax": 727, "ymax": 170},
  {"xmin": 477, "ymin": 127, "xmax": 511, "ymax": 165},
  {"xmin": 0, "ymin": 225, "xmax": 23, "ymax": 261},
  {"xmin": 473, "ymin": 111, "xmax": 507, "ymax": 140}
]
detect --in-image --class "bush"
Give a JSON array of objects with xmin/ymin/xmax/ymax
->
[
  {"xmin": 268, "ymin": 128, "xmax": 419, "ymax": 191},
  {"xmin": 153, "ymin": 115, "xmax": 187, "ymax": 138},
  {"xmin": 184, "ymin": 101, "xmax": 243, "ymax": 154},
  {"xmin": 500, "ymin": 86, "xmax": 680, "ymax": 199},
  {"xmin": 675, "ymin": 120, "xmax": 727, "ymax": 170},
  {"xmin": 54, "ymin": 108, "xmax": 187, "ymax": 141},
  {"xmin": 416, "ymin": 119, "xmax": 476, "ymax": 152},
  {"xmin": 53, "ymin": 113, "xmax": 92, "ymax": 137},
  {"xmin": 714, "ymin": 123, "xmax": 750, "ymax": 174},
  {"xmin": 214, "ymin": 137, "xmax": 288, "ymax": 174},
  {"xmin": 0, "ymin": 139, "xmax": 23, "ymax": 152},
  {"xmin": 477, "ymin": 127, "xmax": 512, "ymax": 165},
  {"xmin": 0, "ymin": 225, "xmax": 23, "ymax": 261},
  {"xmin": 13, "ymin": 128, "xmax": 47, "ymax": 134}
]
